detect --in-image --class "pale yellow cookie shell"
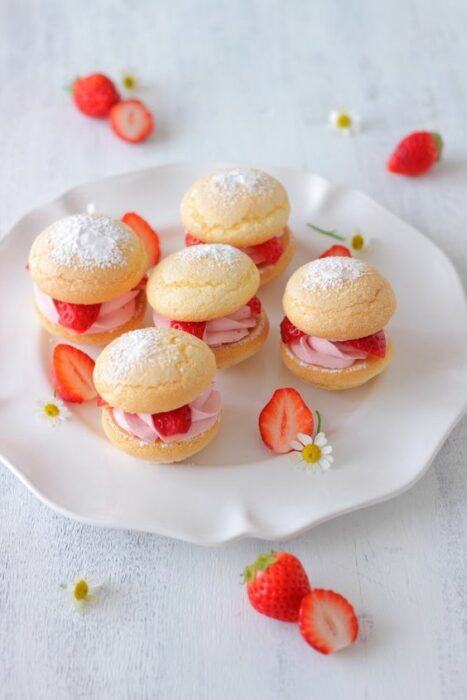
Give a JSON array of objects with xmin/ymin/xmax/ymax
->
[
  {"xmin": 280, "ymin": 338, "xmax": 394, "ymax": 390},
  {"xmin": 101, "ymin": 407, "xmax": 220, "ymax": 463},
  {"xmin": 33, "ymin": 291, "xmax": 147, "ymax": 346},
  {"xmin": 147, "ymin": 244, "xmax": 260, "ymax": 321},
  {"xmin": 93, "ymin": 327, "xmax": 217, "ymax": 414},
  {"xmin": 283, "ymin": 258, "xmax": 396, "ymax": 340},
  {"xmin": 29, "ymin": 213, "xmax": 147, "ymax": 304},
  {"xmin": 180, "ymin": 168, "xmax": 290, "ymax": 246}
]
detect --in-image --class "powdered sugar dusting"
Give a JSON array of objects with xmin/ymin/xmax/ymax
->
[
  {"xmin": 301, "ymin": 258, "xmax": 367, "ymax": 291},
  {"xmin": 49, "ymin": 214, "xmax": 133, "ymax": 269},
  {"xmin": 177, "ymin": 243, "xmax": 246, "ymax": 266},
  {"xmin": 105, "ymin": 328, "xmax": 182, "ymax": 379},
  {"xmin": 208, "ymin": 168, "xmax": 275, "ymax": 205}
]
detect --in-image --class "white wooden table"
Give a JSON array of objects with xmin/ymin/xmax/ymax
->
[{"xmin": 1, "ymin": 1, "xmax": 466, "ymax": 698}]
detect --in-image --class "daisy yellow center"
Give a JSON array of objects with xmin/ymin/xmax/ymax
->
[
  {"xmin": 351, "ymin": 233, "xmax": 364, "ymax": 250},
  {"xmin": 302, "ymin": 444, "xmax": 322, "ymax": 463},
  {"xmin": 73, "ymin": 579, "xmax": 89, "ymax": 601},
  {"xmin": 122, "ymin": 74, "xmax": 136, "ymax": 89},
  {"xmin": 336, "ymin": 113, "xmax": 352, "ymax": 128},
  {"xmin": 44, "ymin": 403, "xmax": 60, "ymax": 418}
]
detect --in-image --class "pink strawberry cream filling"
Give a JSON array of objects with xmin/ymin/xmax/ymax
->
[
  {"xmin": 112, "ymin": 387, "xmax": 222, "ymax": 444},
  {"xmin": 152, "ymin": 305, "xmax": 257, "ymax": 347},
  {"xmin": 289, "ymin": 335, "xmax": 368, "ymax": 369},
  {"xmin": 34, "ymin": 285, "xmax": 140, "ymax": 334}
]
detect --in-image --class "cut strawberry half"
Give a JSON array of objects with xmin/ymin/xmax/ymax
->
[
  {"xmin": 170, "ymin": 320, "xmax": 206, "ymax": 340},
  {"xmin": 53, "ymin": 300, "xmax": 101, "ymax": 333},
  {"xmin": 109, "ymin": 99, "xmax": 154, "ymax": 143},
  {"xmin": 185, "ymin": 232, "xmax": 204, "ymax": 246},
  {"xmin": 319, "ymin": 245, "xmax": 352, "ymax": 258},
  {"xmin": 259, "ymin": 387, "xmax": 313, "ymax": 454},
  {"xmin": 280, "ymin": 316, "xmax": 305, "ymax": 344},
  {"xmin": 299, "ymin": 589, "xmax": 359, "ymax": 654},
  {"xmin": 122, "ymin": 212, "xmax": 161, "ymax": 267},
  {"xmin": 251, "ymin": 236, "xmax": 283, "ymax": 264},
  {"xmin": 52, "ymin": 344, "xmax": 97, "ymax": 403},
  {"xmin": 247, "ymin": 296, "xmax": 262, "ymax": 315},
  {"xmin": 152, "ymin": 404, "xmax": 192, "ymax": 437},
  {"xmin": 131, "ymin": 275, "xmax": 148, "ymax": 291},
  {"xmin": 343, "ymin": 330, "xmax": 386, "ymax": 358}
]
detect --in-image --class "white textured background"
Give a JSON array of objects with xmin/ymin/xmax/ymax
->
[{"xmin": 1, "ymin": 1, "xmax": 466, "ymax": 699}]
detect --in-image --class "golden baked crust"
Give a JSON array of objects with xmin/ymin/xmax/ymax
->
[
  {"xmin": 93, "ymin": 327, "xmax": 217, "ymax": 414},
  {"xmin": 283, "ymin": 258, "xmax": 396, "ymax": 340},
  {"xmin": 212, "ymin": 311, "xmax": 269, "ymax": 368},
  {"xmin": 33, "ymin": 290, "xmax": 147, "ymax": 346},
  {"xmin": 101, "ymin": 407, "xmax": 220, "ymax": 463},
  {"xmin": 147, "ymin": 244, "xmax": 259, "ymax": 321},
  {"xmin": 258, "ymin": 227, "xmax": 295, "ymax": 287},
  {"xmin": 280, "ymin": 338, "xmax": 393, "ymax": 390},
  {"xmin": 29, "ymin": 214, "xmax": 147, "ymax": 303},
  {"xmin": 180, "ymin": 168, "xmax": 290, "ymax": 246}
]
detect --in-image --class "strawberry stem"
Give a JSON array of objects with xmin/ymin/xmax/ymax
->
[
  {"xmin": 307, "ymin": 223, "xmax": 346, "ymax": 241},
  {"xmin": 431, "ymin": 132, "xmax": 444, "ymax": 162},
  {"xmin": 241, "ymin": 552, "xmax": 277, "ymax": 583},
  {"xmin": 315, "ymin": 410, "xmax": 322, "ymax": 434}
]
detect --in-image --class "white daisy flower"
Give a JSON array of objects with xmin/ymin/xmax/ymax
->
[
  {"xmin": 35, "ymin": 397, "xmax": 70, "ymax": 428},
  {"xmin": 60, "ymin": 578, "xmax": 102, "ymax": 613},
  {"xmin": 349, "ymin": 230, "xmax": 372, "ymax": 254},
  {"xmin": 329, "ymin": 110, "xmax": 361, "ymax": 136},
  {"xmin": 289, "ymin": 432, "xmax": 334, "ymax": 473},
  {"xmin": 121, "ymin": 71, "xmax": 139, "ymax": 92}
]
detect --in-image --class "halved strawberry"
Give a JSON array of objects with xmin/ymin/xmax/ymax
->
[
  {"xmin": 343, "ymin": 330, "xmax": 386, "ymax": 358},
  {"xmin": 299, "ymin": 589, "xmax": 359, "ymax": 654},
  {"xmin": 153, "ymin": 404, "xmax": 192, "ymax": 437},
  {"xmin": 170, "ymin": 320, "xmax": 206, "ymax": 340},
  {"xmin": 185, "ymin": 232, "xmax": 204, "ymax": 246},
  {"xmin": 122, "ymin": 212, "xmax": 160, "ymax": 267},
  {"xmin": 251, "ymin": 236, "xmax": 283, "ymax": 264},
  {"xmin": 52, "ymin": 344, "xmax": 97, "ymax": 403},
  {"xmin": 109, "ymin": 99, "xmax": 154, "ymax": 143},
  {"xmin": 319, "ymin": 245, "xmax": 352, "ymax": 258},
  {"xmin": 280, "ymin": 316, "xmax": 305, "ymax": 344},
  {"xmin": 53, "ymin": 300, "xmax": 101, "ymax": 333},
  {"xmin": 259, "ymin": 388, "xmax": 313, "ymax": 454},
  {"xmin": 247, "ymin": 296, "xmax": 262, "ymax": 315}
]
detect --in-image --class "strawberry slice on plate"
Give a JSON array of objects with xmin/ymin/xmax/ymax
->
[
  {"xmin": 122, "ymin": 212, "xmax": 161, "ymax": 267},
  {"xmin": 319, "ymin": 245, "xmax": 352, "ymax": 258},
  {"xmin": 109, "ymin": 99, "xmax": 154, "ymax": 143},
  {"xmin": 52, "ymin": 344, "xmax": 97, "ymax": 403},
  {"xmin": 299, "ymin": 589, "xmax": 359, "ymax": 654},
  {"xmin": 259, "ymin": 387, "xmax": 313, "ymax": 454},
  {"xmin": 53, "ymin": 300, "xmax": 101, "ymax": 333},
  {"xmin": 344, "ymin": 330, "xmax": 386, "ymax": 358}
]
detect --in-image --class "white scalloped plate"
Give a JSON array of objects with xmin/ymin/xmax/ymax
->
[{"xmin": 1, "ymin": 163, "xmax": 466, "ymax": 545}]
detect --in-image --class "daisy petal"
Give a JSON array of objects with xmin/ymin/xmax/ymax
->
[
  {"xmin": 298, "ymin": 433, "xmax": 313, "ymax": 445},
  {"xmin": 314, "ymin": 432, "xmax": 327, "ymax": 447},
  {"xmin": 321, "ymin": 445, "xmax": 333, "ymax": 454},
  {"xmin": 289, "ymin": 441, "xmax": 303, "ymax": 451},
  {"xmin": 319, "ymin": 459, "xmax": 332, "ymax": 471}
]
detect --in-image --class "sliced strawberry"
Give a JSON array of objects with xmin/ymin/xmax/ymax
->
[
  {"xmin": 259, "ymin": 387, "xmax": 313, "ymax": 454},
  {"xmin": 53, "ymin": 300, "xmax": 101, "ymax": 333},
  {"xmin": 170, "ymin": 320, "xmax": 206, "ymax": 340},
  {"xmin": 251, "ymin": 236, "xmax": 283, "ymax": 264},
  {"xmin": 131, "ymin": 275, "xmax": 148, "ymax": 291},
  {"xmin": 247, "ymin": 296, "xmax": 262, "ymax": 315},
  {"xmin": 299, "ymin": 589, "xmax": 359, "ymax": 654},
  {"xmin": 153, "ymin": 404, "xmax": 192, "ymax": 437},
  {"xmin": 280, "ymin": 316, "xmax": 305, "ymax": 344},
  {"xmin": 122, "ymin": 212, "xmax": 160, "ymax": 267},
  {"xmin": 319, "ymin": 245, "xmax": 352, "ymax": 258},
  {"xmin": 52, "ymin": 344, "xmax": 97, "ymax": 403},
  {"xmin": 109, "ymin": 99, "xmax": 154, "ymax": 143},
  {"xmin": 185, "ymin": 232, "xmax": 204, "ymax": 246},
  {"xmin": 343, "ymin": 330, "xmax": 386, "ymax": 358}
]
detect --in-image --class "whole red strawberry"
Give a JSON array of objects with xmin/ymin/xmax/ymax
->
[
  {"xmin": 243, "ymin": 551, "xmax": 311, "ymax": 622},
  {"xmin": 387, "ymin": 131, "xmax": 443, "ymax": 176},
  {"xmin": 72, "ymin": 73, "xmax": 120, "ymax": 118}
]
